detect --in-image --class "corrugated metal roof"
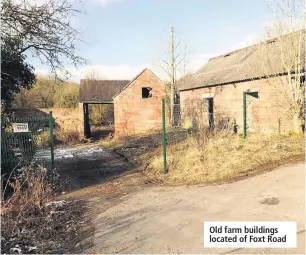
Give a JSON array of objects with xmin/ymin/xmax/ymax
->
[
  {"xmin": 179, "ymin": 30, "xmax": 305, "ymax": 91},
  {"xmin": 79, "ymin": 80, "xmax": 130, "ymax": 103}
]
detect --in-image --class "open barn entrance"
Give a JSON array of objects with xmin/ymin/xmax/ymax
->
[
  {"xmin": 89, "ymin": 103, "xmax": 114, "ymax": 140},
  {"xmin": 79, "ymin": 78, "xmax": 131, "ymax": 140},
  {"xmin": 83, "ymin": 102, "xmax": 114, "ymax": 140}
]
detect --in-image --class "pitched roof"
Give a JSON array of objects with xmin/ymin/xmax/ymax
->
[
  {"xmin": 180, "ymin": 30, "xmax": 306, "ymax": 91},
  {"xmin": 79, "ymin": 79, "xmax": 130, "ymax": 103},
  {"xmin": 175, "ymin": 73, "xmax": 193, "ymax": 90},
  {"xmin": 112, "ymin": 68, "xmax": 163, "ymax": 99}
]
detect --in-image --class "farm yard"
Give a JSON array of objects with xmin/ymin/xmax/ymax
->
[
  {"xmin": 3, "ymin": 130, "xmax": 305, "ymax": 253},
  {"xmin": 2, "ymin": 120, "xmax": 305, "ymax": 253},
  {"xmin": 1, "ymin": 0, "xmax": 305, "ymax": 254}
]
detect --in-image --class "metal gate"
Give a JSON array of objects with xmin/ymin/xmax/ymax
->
[{"xmin": 1, "ymin": 112, "xmax": 55, "ymax": 183}]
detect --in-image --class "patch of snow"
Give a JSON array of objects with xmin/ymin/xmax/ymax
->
[
  {"xmin": 63, "ymin": 153, "xmax": 74, "ymax": 158},
  {"xmin": 27, "ymin": 246, "xmax": 38, "ymax": 252},
  {"xmin": 34, "ymin": 150, "xmax": 52, "ymax": 160},
  {"xmin": 74, "ymin": 147, "xmax": 104, "ymax": 157},
  {"xmin": 45, "ymin": 200, "xmax": 66, "ymax": 207},
  {"xmin": 55, "ymin": 150, "xmax": 74, "ymax": 159},
  {"xmin": 10, "ymin": 247, "xmax": 22, "ymax": 254},
  {"xmin": 35, "ymin": 146, "xmax": 105, "ymax": 161}
]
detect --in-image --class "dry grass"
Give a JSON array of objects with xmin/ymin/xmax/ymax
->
[
  {"xmin": 36, "ymin": 128, "xmax": 83, "ymax": 147},
  {"xmin": 1, "ymin": 165, "xmax": 91, "ymax": 254},
  {"xmin": 54, "ymin": 128, "xmax": 83, "ymax": 145},
  {"xmin": 51, "ymin": 108, "xmax": 84, "ymax": 145},
  {"xmin": 35, "ymin": 131, "xmax": 51, "ymax": 149},
  {"xmin": 99, "ymin": 136, "xmax": 126, "ymax": 148},
  {"xmin": 1, "ymin": 165, "xmax": 53, "ymax": 214},
  {"xmin": 17, "ymin": 108, "xmax": 85, "ymax": 146},
  {"xmin": 99, "ymin": 129, "xmax": 165, "ymax": 152},
  {"xmin": 145, "ymin": 132, "xmax": 305, "ymax": 185}
]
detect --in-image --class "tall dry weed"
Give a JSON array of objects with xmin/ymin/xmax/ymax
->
[
  {"xmin": 1, "ymin": 165, "xmax": 53, "ymax": 214},
  {"xmin": 146, "ymin": 131, "xmax": 304, "ymax": 185}
]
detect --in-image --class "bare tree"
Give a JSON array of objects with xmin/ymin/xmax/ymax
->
[
  {"xmin": 84, "ymin": 69, "xmax": 104, "ymax": 81},
  {"xmin": 155, "ymin": 26, "xmax": 190, "ymax": 126},
  {"xmin": 33, "ymin": 75, "xmax": 62, "ymax": 108},
  {"xmin": 1, "ymin": 0, "xmax": 86, "ymax": 79},
  {"xmin": 14, "ymin": 88, "xmax": 32, "ymax": 108},
  {"xmin": 262, "ymin": 0, "xmax": 306, "ymax": 132}
]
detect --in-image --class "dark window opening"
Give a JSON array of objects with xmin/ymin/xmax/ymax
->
[
  {"xmin": 205, "ymin": 97, "xmax": 214, "ymax": 129},
  {"xmin": 142, "ymin": 87, "xmax": 152, "ymax": 98},
  {"xmin": 291, "ymin": 75, "xmax": 305, "ymax": 88},
  {"xmin": 301, "ymin": 75, "xmax": 305, "ymax": 86},
  {"xmin": 247, "ymin": 91, "xmax": 259, "ymax": 98}
]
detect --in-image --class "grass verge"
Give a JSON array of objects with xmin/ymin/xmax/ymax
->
[{"xmin": 144, "ymin": 133, "xmax": 305, "ymax": 185}]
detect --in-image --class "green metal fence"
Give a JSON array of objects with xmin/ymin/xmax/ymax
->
[
  {"xmin": 162, "ymin": 99, "xmax": 168, "ymax": 174},
  {"xmin": 161, "ymin": 99, "xmax": 190, "ymax": 175},
  {"xmin": 1, "ymin": 112, "xmax": 55, "ymax": 183}
]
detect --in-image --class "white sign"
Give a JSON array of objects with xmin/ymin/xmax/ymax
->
[
  {"xmin": 204, "ymin": 221, "xmax": 296, "ymax": 248},
  {"xmin": 12, "ymin": 123, "xmax": 29, "ymax": 133}
]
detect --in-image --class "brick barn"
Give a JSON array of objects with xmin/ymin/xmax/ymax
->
[
  {"xmin": 113, "ymin": 68, "xmax": 166, "ymax": 136},
  {"xmin": 179, "ymin": 31, "xmax": 305, "ymax": 133},
  {"xmin": 79, "ymin": 68, "xmax": 166, "ymax": 137}
]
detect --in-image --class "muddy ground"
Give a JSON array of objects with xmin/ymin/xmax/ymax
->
[{"xmin": 55, "ymin": 130, "xmax": 187, "ymax": 194}]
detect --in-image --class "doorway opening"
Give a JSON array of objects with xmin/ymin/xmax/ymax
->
[
  {"xmin": 83, "ymin": 103, "xmax": 114, "ymax": 140},
  {"xmin": 206, "ymin": 97, "xmax": 214, "ymax": 129}
]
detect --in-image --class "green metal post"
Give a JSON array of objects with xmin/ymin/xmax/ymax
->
[
  {"xmin": 49, "ymin": 111, "xmax": 55, "ymax": 171},
  {"xmin": 243, "ymin": 92, "xmax": 247, "ymax": 139},
  {"xmin": 162, "ymin": 99, "xmax": 168, "ymax": 174}
]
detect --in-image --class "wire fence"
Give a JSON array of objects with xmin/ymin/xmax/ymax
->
[{"xmin": 1, "ymin": 113, "xmax": 55, "ymax": 186}]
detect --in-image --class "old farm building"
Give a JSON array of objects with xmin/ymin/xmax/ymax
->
[
  {"xmin": 79, "ymin": 79, "xmax": 129, "ymax": 138},
  {"xmin": 179, "ymin": 30, "xmax": 305, "ymax": 133},
  {"xmin": 79, "ymin": 68, "xmax": 166, "ymax": 137}
]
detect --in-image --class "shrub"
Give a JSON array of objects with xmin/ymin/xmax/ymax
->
[
  {"xmin": 54, "ymin": 128, "xmax": 83, "ymax": 145},
  {"xmin": 1, "ymin": 165, "xmax": 52, "ymax": 253}
]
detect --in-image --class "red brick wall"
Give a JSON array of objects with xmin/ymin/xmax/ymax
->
[
  {"xmin": 114, "ymin": 69, "xmax": 166, "ymax": 136},
  {"xmin": 180, "ymin": 76, "xmax": 292, "ymax": 133}
]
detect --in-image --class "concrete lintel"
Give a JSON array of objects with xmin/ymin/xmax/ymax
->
[
  {"xmin": 202, "ymin": 93, "xmax": 214, "ymax": 98},
  {"xmin": 244, "ymin": 88, "xmax": 259, "ymax": 93}
]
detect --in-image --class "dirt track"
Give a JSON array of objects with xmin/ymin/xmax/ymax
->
[
  {"xmin": 85, "ymin": 162, "xmax": 305, "ymax": 254},
  {"xmin": 53, "ymin": 144, "xmax": 305, "ymax": 254},
  {"xmin": 54, "ymin": 145, "xmax": 135, "ymax": 193}
]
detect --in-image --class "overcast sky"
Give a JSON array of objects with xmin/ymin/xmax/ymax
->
[{"xmin": 33, "ymin": 0, "xmax": 277, "ymax": 82}]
